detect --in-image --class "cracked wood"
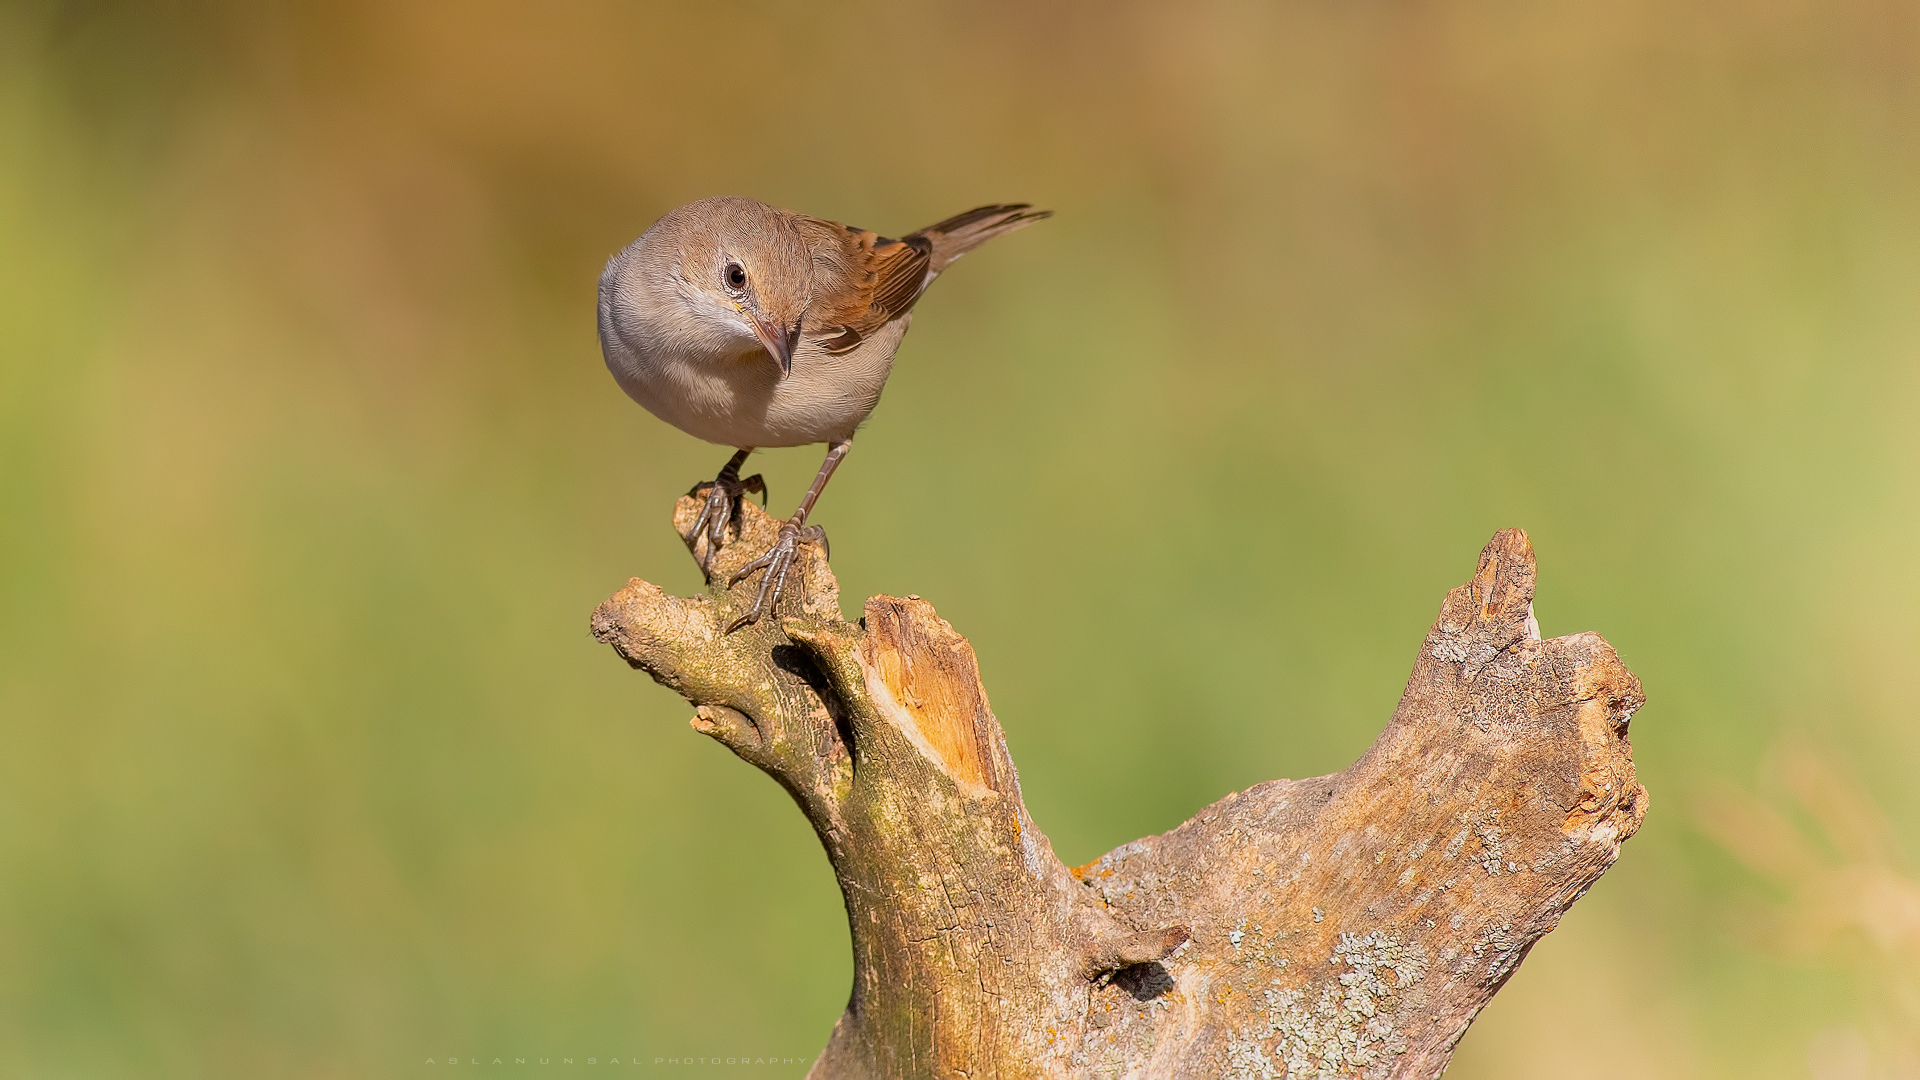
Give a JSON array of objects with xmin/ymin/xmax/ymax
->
[{"xmin": 591, "ymin": 495, "xmax": 1646, "ymax": 1079}]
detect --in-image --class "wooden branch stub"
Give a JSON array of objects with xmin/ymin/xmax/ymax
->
[
  {"xmin": 857, "ymin": 596, "xmax": 1003, "ymax": 797},
  {"xmin": 592, "ymin": 503, "xmax": 1646, "ymax": 1079}
]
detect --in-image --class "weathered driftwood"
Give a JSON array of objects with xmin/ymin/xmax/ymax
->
[{"xmin": 591, "ymin": 494, "xmax": 1646, "ymax": 1079}]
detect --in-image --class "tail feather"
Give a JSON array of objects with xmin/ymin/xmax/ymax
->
[{"xmin": 913, "ymin": 204, "xmax": 1052, "ymax": 271}]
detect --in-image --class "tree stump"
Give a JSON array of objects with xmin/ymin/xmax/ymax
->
[{"xmin": 591, "ymin": 495, "xmax": 1646, "ymax": 1079}]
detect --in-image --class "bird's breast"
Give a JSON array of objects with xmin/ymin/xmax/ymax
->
[{"xmin": 607, "ymin": 316, "xmax": 910, "ymax": 448}]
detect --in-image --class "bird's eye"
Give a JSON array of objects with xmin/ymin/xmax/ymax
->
[{"xmin": 724, "ymin": 262, "xmax": 747, "ymax": 291}]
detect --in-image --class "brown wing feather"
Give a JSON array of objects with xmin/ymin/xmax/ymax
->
[
  {"xmin": 799, "ymin": 218, "xmax": 934, "ymax": 354},
  {"xmin": 798, "ymin": 204, "xmax": 1047, "ymax": 356},
  {"xmin": 866, "ymin": 235, "xmax": 933, "ymax": 323}
]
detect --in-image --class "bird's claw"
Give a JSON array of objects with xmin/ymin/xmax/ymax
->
[
  {"xmin": 726, "ymin": 521, "xmax": 828, "ymax": 633},
  {"xmin": 684, "ymin": 470, "xmax": 767, "ymax": 578}
]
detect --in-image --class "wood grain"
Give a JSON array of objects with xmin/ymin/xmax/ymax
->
[{"xmin": 593, "ymin": 500, "xmax": 1646, "ymax": 1079}]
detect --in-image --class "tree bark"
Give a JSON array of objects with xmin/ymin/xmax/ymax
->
[{"xmin": 591, "ymin": 495, "xmax": 1646, "ymax": 1079}]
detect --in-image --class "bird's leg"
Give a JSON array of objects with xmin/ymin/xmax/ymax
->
[
  {"xmin": 685, "ymin": 447, "xmax": 766, "ymax": 579},
  {"xmin": 727, "ymin": 440, "xmax": 850, "ymax": 633}
]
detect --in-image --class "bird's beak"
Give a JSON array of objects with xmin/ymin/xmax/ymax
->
[{"xmin": 744, "ymin": 308, "xmax": 796, "ymax": 377}]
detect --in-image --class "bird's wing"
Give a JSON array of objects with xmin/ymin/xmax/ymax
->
[{"xmin": 799, "ymin": 218, "xmax": 934, "ymax": 355}]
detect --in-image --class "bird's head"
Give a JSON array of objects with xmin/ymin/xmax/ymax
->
[{"xmin": 599, "ymin": 196, "xmax": 811, "ymax": 377}]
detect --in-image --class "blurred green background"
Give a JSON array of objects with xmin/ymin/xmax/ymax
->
[{"xmin": 4, "ymin": 1, "xmax": 1918, "ymax": 1076}]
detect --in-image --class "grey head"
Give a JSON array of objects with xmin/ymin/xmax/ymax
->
[{"xmin": 598, "ymin": 195, "xmax": 813, "ymax": 378}]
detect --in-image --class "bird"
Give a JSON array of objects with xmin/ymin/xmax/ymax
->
[{"xmin": 598, "ymin": 196, "xmax": 1051, "ymax": 631}]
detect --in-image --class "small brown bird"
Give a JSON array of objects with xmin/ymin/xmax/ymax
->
[{"xmin": 598, "ymin": 196, "xmax": 1051, "ymax": 630}]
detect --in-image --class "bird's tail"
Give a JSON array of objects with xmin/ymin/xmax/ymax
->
[{"xmin": 913, "ymin": 204, "xmax": 1052, "ymax": 272}]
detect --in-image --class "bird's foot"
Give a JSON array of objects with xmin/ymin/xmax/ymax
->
[
  {"xmin": 726, "ymin": 520, "xmax": 829, "ymax": 633},
  {"xmin": 684, "ymin": 470, "xmax": 767, "ymax": 578}
]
